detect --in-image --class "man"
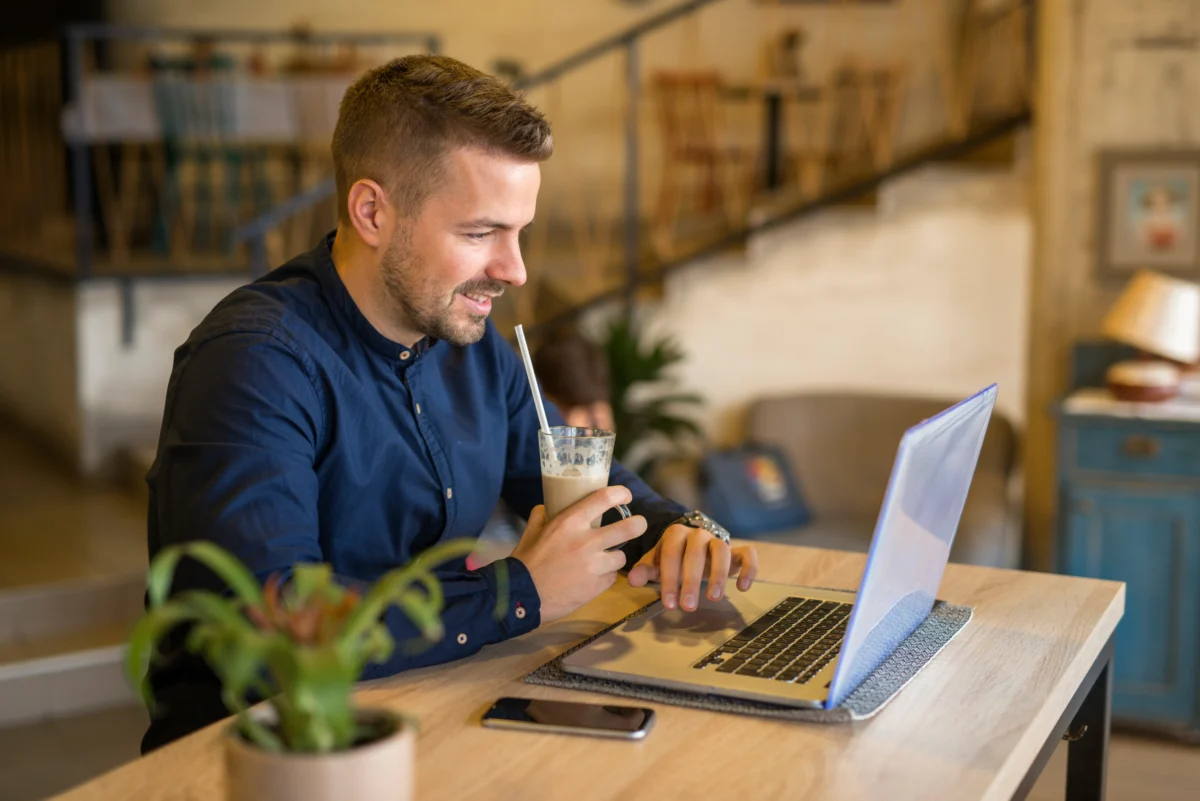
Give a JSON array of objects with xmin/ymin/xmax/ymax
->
[{"xmin": 142, "ymin": 54, "xmax": 757, "ymax": 753}]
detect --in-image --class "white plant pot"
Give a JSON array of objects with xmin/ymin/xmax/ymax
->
[{"xmin": 224, "ymin": 708, "xmax": 415, "ymax": 801}]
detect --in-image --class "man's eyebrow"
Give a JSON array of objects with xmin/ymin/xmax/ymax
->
[{"xmin": 461, "ymin": 218, "xmax": 534, "ymax": 231}]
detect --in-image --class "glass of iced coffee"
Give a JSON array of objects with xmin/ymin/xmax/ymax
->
[{"xmin": 538, "ymin": 426, "xmax": 630, "ymax": 526}]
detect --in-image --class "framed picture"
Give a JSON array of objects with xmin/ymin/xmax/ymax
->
[{"xmin": 1096, "ymin": 149, "xmax": 1200, "ymax": 282}]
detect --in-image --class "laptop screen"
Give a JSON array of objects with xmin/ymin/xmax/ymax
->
[{"xmin": 825, "ymin": 384, "xmax": 997, "ymax": 708}]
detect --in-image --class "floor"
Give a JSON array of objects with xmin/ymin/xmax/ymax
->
[
  {"xmin": 0, "ymin": 704, "xmax": 149, "ymax": 801},
  {"xmin": 0, "ymin": 427, "xmax": 146, "ymax": 589}
]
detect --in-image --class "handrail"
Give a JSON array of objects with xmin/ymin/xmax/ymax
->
[
  {"xmin": 233, "ymin": 178, "xmax": 336, "ymax": 250},
  {"xmin": 512, "ymin": 0, "xmax": 724, "ymax": 90},
  {"xmin": 526, "ymin": 110, "xmax": 1033, "ymax": 339},
  {"xmin": 234, "ymin": 0, "xmax": 727, "ymax": 248}
]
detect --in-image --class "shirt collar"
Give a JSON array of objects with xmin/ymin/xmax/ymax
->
[{"xmin": 312, "ymin": 230, "xmax": 438, "ymax": 365}]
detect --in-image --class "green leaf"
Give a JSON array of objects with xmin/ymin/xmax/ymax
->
[
  {"xmin": 290, "ymin": 563, "xmax": 333, "ymax": 609},
  {"xmin": 236, "ymin": 709, "xmax": 284, "ymax": 753},
  {"xmin": 172, "ymin": 590, "xmax": 261, "ymax": 637},
  {"xmin": 277, "ymin": 647, "xmax": 357, "ymax": 752},
  {"xmin": 338, "ymin": 538, "xmax": 477, "ymax": 647},
  {"xmin": 146, "ymin": 548, "xmax": 185, "ymax": 609},
  {"xmin": 147, "ymin": 542, "xmax": 264, "ymax": 609},
  {"xmin": 124, "ymin": 605, "xmax": 193, "ymax": 708}
]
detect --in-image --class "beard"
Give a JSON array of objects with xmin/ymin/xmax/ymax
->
[{"xmin": 379, "ymin": 234, "xmax": 505, "ymax": 347}]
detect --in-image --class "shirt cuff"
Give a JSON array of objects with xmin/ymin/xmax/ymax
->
[{"xmin": 479, "ymin": 556, "xmax": 541, "ymax": 635}]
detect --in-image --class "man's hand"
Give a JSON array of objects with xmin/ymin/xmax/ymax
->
[
  {"xmin": 511, "ymin": 486, "xmax": 647, "ymax": 623},
  {"xmin": 626, "ymin": 524, "xmax": 758, "ymax": 611}
]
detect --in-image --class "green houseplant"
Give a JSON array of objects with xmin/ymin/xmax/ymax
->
[
  {"xmin": 601, "ymin": 315, "xmax": 705, "ymax": 480},
  {"xmin": 126, "ymin": 538, "xmax": 497, "ymax": 801}
]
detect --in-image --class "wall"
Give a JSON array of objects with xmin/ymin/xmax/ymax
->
[
  {"xmin": 1025, "ymin": 0, "xmax": 1200, "ymax": 571},
  {"xmin": 0, "ymin": 275, "xmax": 81, "ymax": 465},
  {"xmin": 634, "ymin": 161, "xmax": 1031, "ymax": 447},
  {"xmin": 76, "ymin": 278, "xmax": 244, "ymax": 475}
]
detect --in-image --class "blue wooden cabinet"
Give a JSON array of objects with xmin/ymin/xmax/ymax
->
[
  {"xmin": 1061, "ymin": 482, "xmax": 1200, "ymax": 726},
  {"xmin": 1056, "ymin": 352, "xmax": 1200, "ymax": 739}
]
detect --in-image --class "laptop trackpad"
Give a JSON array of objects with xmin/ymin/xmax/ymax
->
[{"xmin": 622, "ymin": 597, "xmax": 752, "ymax": 643}]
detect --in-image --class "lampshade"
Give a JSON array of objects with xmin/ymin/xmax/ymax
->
[{"xmin": 1102, "ymin": 270, "xmax": 1200, "ymax": 365}]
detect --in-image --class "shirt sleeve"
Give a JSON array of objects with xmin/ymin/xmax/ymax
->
[
  {"xmin": 496, "ymin": 331, "xmax": 687, "ymax": 565},
  {"xmin": 150, "ymin": 331, "xmax": 541, "ymax": 679}
]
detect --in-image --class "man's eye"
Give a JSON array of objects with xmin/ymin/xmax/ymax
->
[{"xmin": 465, "ymin": 232, "xmax": 491, "ymax": 241}]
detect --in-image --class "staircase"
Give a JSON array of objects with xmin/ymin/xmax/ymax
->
[
  {"xmin": 0, "ymin": 576, "xmax": 143, "ymax": 728},
  {"xmin": 233, "ymin": 0, "xmax": 1035, "ymax": 347}
]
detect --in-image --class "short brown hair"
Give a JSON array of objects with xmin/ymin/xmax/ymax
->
[
  {"xmin": 332, "ymin": 54, "xmax": 553, "ymax": 221},
  {"xmin": 533, "ymin": 328, "xmax": 611, "ymax": 409}
]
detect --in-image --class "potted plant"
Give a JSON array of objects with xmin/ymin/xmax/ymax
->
[
  {"xmin": 600, "ymin": 314, "xmax": 705, "ymax": 480},
  {"xmin": 126, "ymin": 538, "xmax": 498, "ymax": 801}
]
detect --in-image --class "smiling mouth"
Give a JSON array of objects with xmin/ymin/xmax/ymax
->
[{"xmin": 458, "ymin": 291, "xmax": 501, "ymax": 315}]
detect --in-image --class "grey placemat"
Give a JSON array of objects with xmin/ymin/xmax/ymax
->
[{"xmin": 525, "ymin": 597, "xmax": 972, "ymax": 722}]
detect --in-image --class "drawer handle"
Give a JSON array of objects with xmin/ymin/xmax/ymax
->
[{"xmin": 1122, "ymin": 435, "xmax": 1161, "ymax": 459}]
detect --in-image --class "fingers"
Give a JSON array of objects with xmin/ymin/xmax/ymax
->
[
  {"xmin": 562, "ymin": 485, "xmax": 633, "ymax": 531},
  {"xmin": 679, "ymin": 530, "xmax": 710, "ymax": 612},
  {"xmin": 626, "ymin": 548, "xmax": 660, "ymax": 588},
  {"xmin": 603, "ymin": 548, "xmax": 628, "ymax": 574},
  {"xmin": 733, "ymin": 545, "xmax": 759, "ymax": 591},
  {"xmin": 511, "ymin": 505, "xmax": 547, "ymax": 562},
  {"xmin": 598, "ymin": 513, "xmax": 647, "ymax": 551},
  {"xmin": 523, "ymin": 505, "xmax": 547, "ymax": 539},
  {"xmin": 657, "ymin": 526, "xmax": 688, "ymax": 610},
  {"xmin": 705, "ymin": 538, "xmax": 732, "ymax": 601}
]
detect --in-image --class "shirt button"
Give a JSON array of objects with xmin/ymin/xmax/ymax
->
[
  {"xmin": 446, "ymin": 487, "xmax": 453, "ymax": 500},
  {"xmin": 515, "ymin": 606, "xmax": 527, "ymax": 620},
  {"xmin": 456, "ymin": 633, "xmax": 468, "ymax": 645},
  {"xmin": 415, "ymin": 403, "xmax": 422, "ymax": 415},
  {"xmin": 399, "ymin": 351, "xmax": 411, "ymax": 361}
]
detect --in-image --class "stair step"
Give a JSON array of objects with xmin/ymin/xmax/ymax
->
[
  {"xmin": 0, "ymin": 577, "xmax": 144, "ymax": 726},
  {"xmin": 0, "ymin": 575, "xmax": 145, "ymax": 645},
  {"xmin": 0, "ymin": 625, "xmax": 133, "ymax": 727},
  {"xmin": 937, "ymin": 130, "xmax": 1018, "ymax": 166}
]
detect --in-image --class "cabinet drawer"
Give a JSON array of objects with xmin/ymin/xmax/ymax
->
[{"xmin": 1066, "ymin": 423, "xmax": 1200, "ymax": 479}]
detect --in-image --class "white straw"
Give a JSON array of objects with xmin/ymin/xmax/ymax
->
[{"xmin": 514, "ymin": 325, "xmax": 551, "ymax": 434}]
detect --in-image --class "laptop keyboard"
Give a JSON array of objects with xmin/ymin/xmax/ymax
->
[{"xmin": 692, "ymin": 597, "xmax": 852, "ymax": 684}]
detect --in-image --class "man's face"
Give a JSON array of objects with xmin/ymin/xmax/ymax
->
[{"xmin": 380, "ymin": 146, "xmax": 540, "ymax": 346}]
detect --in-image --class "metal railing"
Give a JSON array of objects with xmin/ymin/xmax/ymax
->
[
  {"xmin": 1, "ymin": 3, "xmax": 1035, "ymax": 345},
  {"xmin": 53, "ymin": 24, "xmax": 439, "ymax": 279}
]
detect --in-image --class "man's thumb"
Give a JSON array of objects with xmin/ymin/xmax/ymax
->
[{"xmin": 627, "ymin": 559, "xmax": 660, "ymax": 587}]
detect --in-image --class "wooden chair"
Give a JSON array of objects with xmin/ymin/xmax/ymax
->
[{"xmin": 650, "ymin": 70, "xmax": 756, "ymax": 258}]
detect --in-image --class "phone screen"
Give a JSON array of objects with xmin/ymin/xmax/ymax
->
[{"xmin": 482, "ymin": 697, "xmax": 655, "ymax": 736}]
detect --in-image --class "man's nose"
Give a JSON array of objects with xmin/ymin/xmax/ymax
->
[{"xmin": 487, "ymin": 236, "xmax": 527, "ymax": 287}]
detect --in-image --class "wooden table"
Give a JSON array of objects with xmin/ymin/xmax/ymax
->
[{"xmin": 52, "ymin": 543, "xmax": 1123, "ymax": 801}]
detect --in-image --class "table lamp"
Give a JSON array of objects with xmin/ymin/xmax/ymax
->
[{"xmin": 1101, "ymin": 270, "xmax": 1200, "ymax": 402}]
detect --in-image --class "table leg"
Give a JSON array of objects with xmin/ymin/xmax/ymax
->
[
  {"xmin": 1010, "ymin": 635, "xmax": 1113, "ymax": 801},
  {"xmin": 1066, "ymin": 656, "xmax": 1111, "ymax": 801},
  {"xmin": 762, "ymin": 91, "xmax": 783, "ymax": 191}
]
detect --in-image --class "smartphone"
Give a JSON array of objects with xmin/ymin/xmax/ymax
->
[{"xmin": 480, "ymin": 697, "xmax": 655, "ymax": 740}]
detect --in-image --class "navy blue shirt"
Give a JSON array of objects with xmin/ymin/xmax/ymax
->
[{"xmin": 142, "ymin": 232, "xmax": 685, "ymax": 750}]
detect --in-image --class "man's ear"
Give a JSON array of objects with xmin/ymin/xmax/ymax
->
[{"xmin": 345, "ymin": 179, "xmax": 391, "ymax": 249}]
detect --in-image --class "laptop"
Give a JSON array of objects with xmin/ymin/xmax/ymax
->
[{"xmin": 562, "ymin": 384, "xmax": 998, "ymax": 709}]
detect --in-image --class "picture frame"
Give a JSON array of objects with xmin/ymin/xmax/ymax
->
[{"xmin": 1096, "ymin": 149, "xmax": 1200, "ymax": 283}]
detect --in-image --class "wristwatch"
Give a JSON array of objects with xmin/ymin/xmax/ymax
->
[{"xmin": 672, "ymin": 510, "xmax": 732, "ymax": 545}]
